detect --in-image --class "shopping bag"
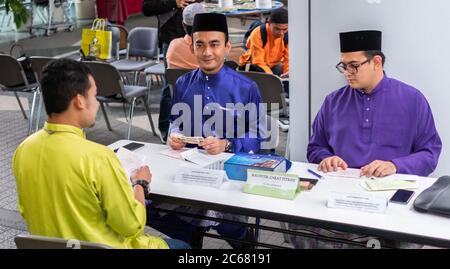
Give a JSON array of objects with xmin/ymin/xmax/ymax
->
[{"xmin": 80, "ymin": 18, "xmax": 112, "ymax": 60}]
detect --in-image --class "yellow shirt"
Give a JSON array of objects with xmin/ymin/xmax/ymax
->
[
  {"xmin": 13, "ymin": 122, "xmax": 168, "ymax": 249},
  {"xmin": 239, "ymin": 23, "xmax": 289, "ymax": 74}
]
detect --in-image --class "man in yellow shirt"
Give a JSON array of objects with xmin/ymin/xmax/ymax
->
[
  {"xmin": 13, "ymin": 59, "xmax": 189, "ymax": 249},
  {"xmin": 239, "ymin": 8, "xmax": 289, "ymax": 77}
]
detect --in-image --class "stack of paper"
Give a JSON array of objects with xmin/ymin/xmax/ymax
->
[
  {"xmin": 360, "ymin": 179, "xmax": 417, "ymax": 191},
  {"xmin": 180, "ymin": 148, "xmax": 217, "ymax": 167},
  {"xmin": 115, "ymin": 148, "xmax": 146, "ymax": 183},
  {"xmin": 160, "ymin": 148, "xmax": 226, "ymax": 170}
]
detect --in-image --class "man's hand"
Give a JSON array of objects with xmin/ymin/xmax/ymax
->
[
  {"xmin": 131, "ymin": 165, "xmax": 152, "ymax": 183},
  {"xmin": 168, "ymin": 133, "xmax": 186, "ymax": 150},
  {"xmin": 176, "ymin": 0, "xmax": 192, "ymax": 8},
  {"xmin": 130, "ymin": 166, "xmax": 152, "ymax": 205},
  {"xmin": 361, "ymin": 160, "xmax": 397, "ymax": 178},
  {"xmin": 199, "ymin": 137, "xmax": 227, "ymax": 155},
  {"xmin": 318, "ymin": 156, "xmax": 348, "ymax": 173}
]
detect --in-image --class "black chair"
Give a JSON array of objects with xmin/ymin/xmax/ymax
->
[
  {"xmin": 107, "ymin": 23, "xmax": 129, "ymax": 60},
  {"xmin": 111, "ymin": 27, "xmax": 159, "ymax": 85},
  {"xmin": 238, "ymin": 71, "xmax": 288, "ymax": 117},
  {"xmin": 29, "ymin": 56, "xmax": 55, "ymax": 131},
  {"xmin": 0, "ymin": 54, "xmax": 40, "ymax": 135},
  {"xmin": 165, "ymin": 68, "xmax": 192, "ymax": 97},
  {"xmin": 85, "ymin": 61, "xmax": 157, "ymax": 139}
]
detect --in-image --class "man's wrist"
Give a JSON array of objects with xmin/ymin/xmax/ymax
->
[
  {"xmin": 224, "ymin": 139, "xmax": 233, "ymax": 152},
  {"xmin": 131, "ymin": 179, "xmax": 150, "ymax": 197},
  {"xmin": 388, "ymin": 161, "xmax": 398, "ymax": 173}
]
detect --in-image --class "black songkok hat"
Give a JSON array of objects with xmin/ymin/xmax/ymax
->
[
  {"xmin": 339, "ymin": 30, "xmax": 382, "ymax": 53},
  {"xmin": 192, "ymin": 13, "xmax": 228, "ymax": 37}
]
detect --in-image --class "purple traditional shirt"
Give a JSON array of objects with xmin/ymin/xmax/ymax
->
[{"xmin": 307, "ymin": 75, "xmax": 442, "ymax": 177}]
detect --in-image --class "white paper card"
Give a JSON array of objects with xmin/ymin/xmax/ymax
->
[
  {"xmin": 327, "ymin": 192, "xmax": 388, "ymax": 214},
  {"xmin": 174, "ymin": 167, "xmax": 227, "ymax": 188},
  {"xmin": 322, "ymin": 168, "xmax": 362, "ymax": 179},
  {"xmin": 115, "ymin": 147, "xmax": 146, "ymax": 182}
]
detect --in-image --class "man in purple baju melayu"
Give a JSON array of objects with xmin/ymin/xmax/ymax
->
[{"xmin": 308, "ymin": 30, "xmax": 442, "ymax": 178}]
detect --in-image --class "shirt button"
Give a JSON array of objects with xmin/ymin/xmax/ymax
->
[
  {"xmin": 206, "ymin": 76, "xmax": 209, "ymax": 80},
  {"xmin": 207, "ymin": 87, "xmax": 210, "ymax": 89},
  {"xmin": 366, "ymin": 119, "xmax": 369, "ymax": 122},
  {"xmin": 367, "ymin": 98, "xmax": 370, "ymax": 101},
  {"xmin": 206, "ymin": 97, "xmax": 210, "ymax": 100},
  {"xmin": 366, "ymin": 108, "xmax": 370, "ymax": 111}
]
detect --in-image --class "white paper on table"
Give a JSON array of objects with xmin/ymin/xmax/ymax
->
[
  {"xmin": 115, "ymin": 147, "xmax": 146, "ymax": 183},
  {"xmin": 159, "ymin": 148, "xmax": 191, "ymax": 160},
  {"xmin": 180, "ymin": 148, "xmax": 219, "ymax": 168},
  {"xmin": 360, "ymin": 179, "xmax": 418, "ymax": 191},
  {"xmin": 321, "ymin": 168, "xmax": 363, "ymax": 179}
]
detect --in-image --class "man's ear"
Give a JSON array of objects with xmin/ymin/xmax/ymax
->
[
  {"xmin": 72, "ymin": 94, "xmax": 85, "ymax": 110},
  {"xmin": 373, "ymin": 55, "xmax": 383, "ymax": 70},
  {"xmin": 225, "ymin": 40, "xmax": 232, "ymax": 54}
]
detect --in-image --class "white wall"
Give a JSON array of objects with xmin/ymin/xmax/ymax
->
[
  {"xmin": 290, "ymin": 0, "xmax": 450, "ymax": 176},
  {"xmin": 287, "ymin": 0, "xmax": 310, "ymax": 162}
]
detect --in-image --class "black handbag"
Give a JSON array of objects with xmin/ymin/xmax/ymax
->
[
  {"xmin": 10, "ymin": 43, "xmax": 37, "ymax": 85},
  {"xmin": 413, "ymin": 176, "xmax": 450, "ymax": 217}
]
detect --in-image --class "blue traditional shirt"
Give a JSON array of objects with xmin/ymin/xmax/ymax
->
[
  {"xmin": 308, "ymin": 75, "xmax": 442, "ymax": 177},
  {"xmin": 170, "ymin": 65, "xmax": 263, "ymax": 153}
]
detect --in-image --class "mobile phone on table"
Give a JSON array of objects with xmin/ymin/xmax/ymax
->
[
  {"xmin": 299, "ymin": 177, "xmax": 319, "ymax": 186},
  {"xmin": 389, "ymin": 189, "xmax": 415, "ymax": 204},
  {"xmin": 117, "ymin": 142, "xmax": 145, "ymax": 152}
]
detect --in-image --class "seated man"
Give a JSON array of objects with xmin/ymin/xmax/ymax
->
[
  {"xmin": 170, "ymin": 13, "xmax": 263, "ymax": 154},
  {"xmin": 308, "ymin": 30, "xmax": 441, "ymax": 178},
  {"xmin": 166, "ymin": 2, "xmax": 247, "ymax": 70},
  {"xmin": 291, "ymin": 30, "xmax": 442, "ymax": 248},
  {"xmin": 146, "ymin": 13, "xmax": 264, "ymax": 249},
  {"xmin": 239, "ymin": 8, "xmax": 289, "ymax": 78},
  {"xmin": 166, "ymin": 2, "xmax": 205, "ymax": 69},
  {"xmin": 13, "ymin": 59, "xmax": 189, "ymax": 249}
]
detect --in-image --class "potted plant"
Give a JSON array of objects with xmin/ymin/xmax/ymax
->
[{"xmin": 0, "ymin": 0, "xmax": 29, "ymax": 28}]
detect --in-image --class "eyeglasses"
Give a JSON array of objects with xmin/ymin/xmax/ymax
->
[{"xmin": 335, "ymin": 59, "xmax": 370, "ymax": 74}]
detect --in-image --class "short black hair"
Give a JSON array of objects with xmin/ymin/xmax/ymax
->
[
  {"xmin": 269, "ymin": 8, "xmax": 288, "ymax": 24},
  {"xmin": 364, "ymin": 50, "xmax": 386, "ymax": 66},
  {"xmin": 40, "ymin": 58, "xmax": 93, "ymax": 115}
]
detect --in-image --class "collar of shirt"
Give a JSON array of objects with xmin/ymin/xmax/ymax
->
[
  {"xmin": 356, "ymin": 73, "xmax": 389, "ymax": 96},
  {"xmin": 43, "ymin": 122, "xmax": 86, "ymax": 139},
  {"xmin": 199, "ymin": 65, "xmax": 227, "ymax": 84}
]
